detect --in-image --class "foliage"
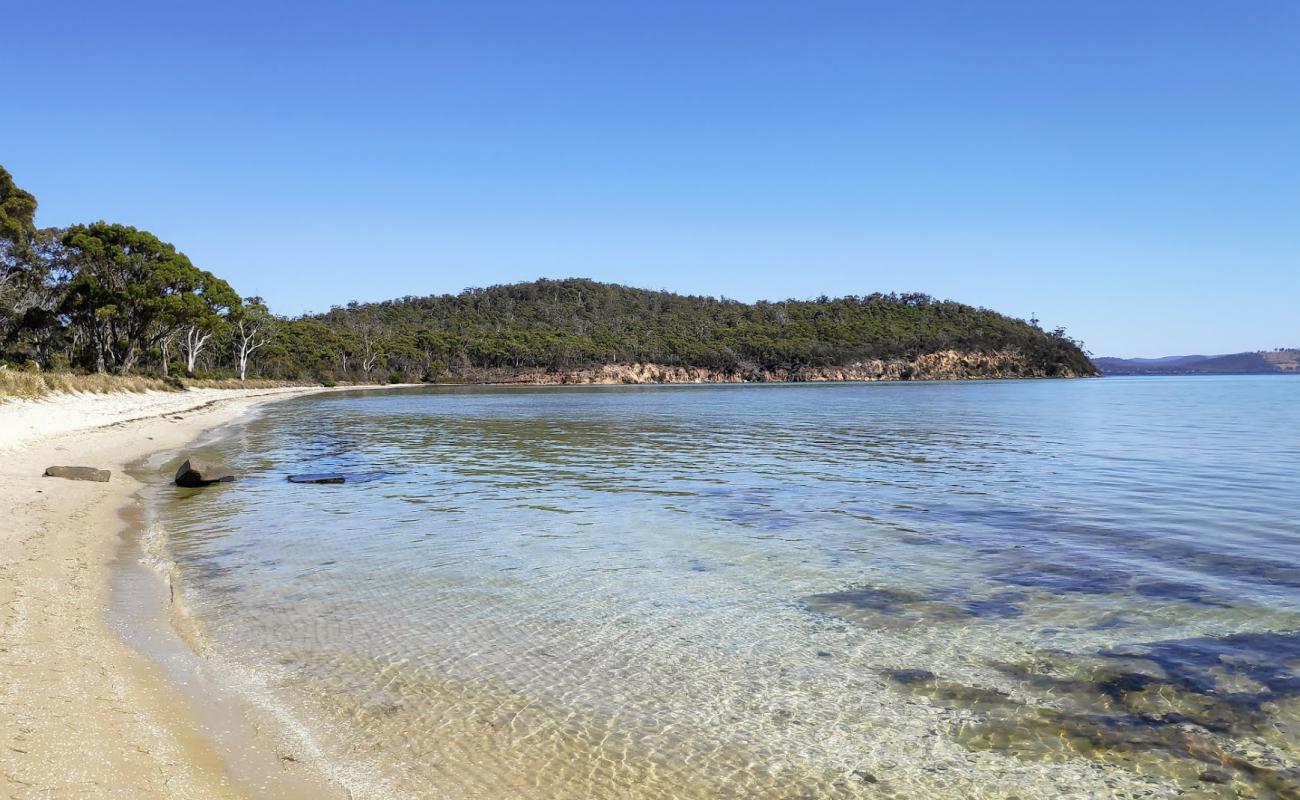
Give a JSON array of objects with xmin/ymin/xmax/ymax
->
[
  {"xmin": 0, "ymin": 164, "xmax": 1095, "ymax": 382},
  {"xmin": 263, "ymin": 279, "xmax": 1094, "ymax": 380},
  {"xmin": 1, "ymin": 171, "xmax": 69, "ymax": 367},
  {"xmin": 232, "ymin": 296, "xmax": 273, "ymax": 380},
  {"xmin": 59, "ymin": 222, "xmax": 238, "ymax": 374},
  {"xmin": 0, "ymin": 166, "xmax": 38, "ymax": 247}
]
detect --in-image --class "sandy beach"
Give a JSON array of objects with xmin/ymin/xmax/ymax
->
[{"xmin": 0, "ymin": 387, "xmax": 349, "ymax": 799}]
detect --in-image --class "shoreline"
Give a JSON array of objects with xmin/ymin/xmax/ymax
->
[
  {"xmin": 5, "ymin": 380, "xmax": 1291, "ymax": 796},
  {"xmin": 0, "ymin": 375, "xmax": 1094, "ymax": 799},
  {"xmin": 0, "ymin": 386, "xmax": 378, "ymax": 799},
  {"xmin": 0, "ymin": 376, "xmax": 1061, "ymax": 798}
]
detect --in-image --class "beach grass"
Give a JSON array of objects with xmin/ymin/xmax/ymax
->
[{"xmin": 0, "ymin": 368, "xmax": 316, "ymax": 400}]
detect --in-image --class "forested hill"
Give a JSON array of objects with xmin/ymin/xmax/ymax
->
[
  {"xmin": 1, "ymin": 164, "xmax": 1093, "ymax": 384},
  {"xmin": 283, "ymin": 279, "xmax": 1096, "ymax": 381},
  {"xmin": 1095, "ymin": 350, "xmax": 1299, "ymax": 375}
]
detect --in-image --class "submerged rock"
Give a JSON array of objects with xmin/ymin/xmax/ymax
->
[
  {"xmin": 174, "ymin": 458, "xmax": 235, "ymax": 487},
  {"xmin": 887, "ymin": 669, "xmax": 936, "ymax": 686},
  {"xmin": 287, "ymin": 473, "xmax": 346, "ymax": 484},
  {"xmin": 43, "ymin": 465, "xmax": 110, "ymax": 482},
  {"xmin": 1199, "ymin": 768, "xmax": 1231, "ymax": 784}
]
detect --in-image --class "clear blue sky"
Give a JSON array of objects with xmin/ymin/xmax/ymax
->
[{"xmin": 5, "ymin": 1, "xmax": 1297, "ymax": 357}]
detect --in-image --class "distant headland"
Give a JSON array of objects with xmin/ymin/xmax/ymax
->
[{"xmin": 1095, "ymin": 350, "xmax": 1299, "ymax": 375}]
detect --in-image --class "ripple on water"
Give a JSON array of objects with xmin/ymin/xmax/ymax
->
[{"xmin": 156, "ymin": 379, "xmax": 1300, "ymax": 799}]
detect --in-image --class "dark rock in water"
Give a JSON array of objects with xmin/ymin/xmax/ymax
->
[
  {"xmin": 1199, "ymin": 768, "xmax": 1232, "ymax": 784},
  {"xmin": 936, "ymin": 633, "xmax": 1300, "ymax": 796},
  {"xmin": 44, "ymin": 465, "xmax": 110, "ymax": 482},
  {"xmin": 887, "ymin": 669, "xmax": 936, "ymax": 685},
  {"xmin": 993, "ymin": 563, "xmax": 1127, "ymax": 595},
  {"xmin": 288, "ymin": 473, "xmax": 346, "ymax": 484},
  {"xmin": 1133, "ymin": 580, "xmax": 1227, "ymax": 607},
  {"xmin": 174, "ymin": 458, "xmax": 235, "ymax": 487},
  {"xmin": 1102, "ymin": 631, "xmax": 1300, "ymax": 705},
  {"xmin": 1094, "ymin": 671, "xmax": 1161, "ymax": 703},
  {"xmin": 963, "ymin": 592, "xmax": 1026, "ymax": 618},
  {"xmin": 807, "ymin": 585, "xmax": 928, "ymax": 612},
  {"xmin": 802, "ymin": 584, "xmax": 971, "ymax": 630}
]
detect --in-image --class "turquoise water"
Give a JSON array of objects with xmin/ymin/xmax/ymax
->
[{"xmin": 155, "ymin": 377, "xmax": 1300, "ymax": 798}]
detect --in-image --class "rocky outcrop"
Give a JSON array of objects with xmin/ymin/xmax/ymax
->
[
  {"xmin": 43, "ymin": 466, "xmax": 111, "ymax": 482},
  {"xmin": 174, "ymin": 459, "xmax": 235, "ymax": 487},
  {"xmin": 460, "ymin": 350, "xmax": 1093, "ymax": 386},
  {"xmin": 287, "ymin": 474, "xmax": 346, "ymax": 484}
]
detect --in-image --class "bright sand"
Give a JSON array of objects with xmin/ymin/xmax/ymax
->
[{"xmin": 0, "ymin": 387, "xmax": 350, "ymax": 799}]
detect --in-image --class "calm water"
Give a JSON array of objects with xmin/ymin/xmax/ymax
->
[{"xmin": 151, "ymin": 377, "xmax": 1300, "ymax": 798}]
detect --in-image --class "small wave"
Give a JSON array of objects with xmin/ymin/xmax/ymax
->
[
  {"xmin": 138, "ymin": 505, "xmax": 412, "ymax": 798},
  {"xmin": 138, "ymin": 520, "xmax": 214, "ymax": 655}
]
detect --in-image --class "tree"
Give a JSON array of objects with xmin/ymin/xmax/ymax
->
[
  {"xmin": 336, "ymin": 304, "xmax": 386, "ymax": 379},
  {"xmin": 1, "ymin": 228, "xmax": 73, "ymax": 366},
  {"xmin": 59, "ymin": 223, "xmax": 235, "ymax": 374},
  {"xmin": 2, "ymin": 162, "xmax": 1097, "ymax": 383},
  {"xmin": 0, "ymin": 166, "xmax": 37, "ymax": 252},
  {"xmin": 180, "ymin": 277, "xmax": 240, "ymax": 374},
  {"xmin": 1, "ymin": 166, "xmax": 42, "ymax": 336},
  {"xmin": 233, "ymin": 297, "xmax": 273, "ymax": 381}
]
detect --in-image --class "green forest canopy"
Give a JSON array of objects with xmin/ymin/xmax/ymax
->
[{"xmin": 0, "ymin": 165, "xmax": 1094, "ymax": 382}]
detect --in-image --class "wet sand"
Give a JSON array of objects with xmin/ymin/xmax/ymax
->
[{"xmin": 0, "ymin": 387, "xmax": 353, "ymax": 799}]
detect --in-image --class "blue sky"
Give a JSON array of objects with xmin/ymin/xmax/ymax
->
[{"xmin": 6, "ymin": 1, "xmax": 1297, "ymax": 356}]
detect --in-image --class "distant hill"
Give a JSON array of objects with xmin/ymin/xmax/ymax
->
[
  {"xmin": 293, "ymin": 279, "xmax": 1098, "ymax": 382},
  {"xmin": 1096, "ymin": 350, "xmax": 1300, "ymax": 375},
  {"xmin": 0, "ymin": 164, "xmax": 1096, "ymax": 383}
]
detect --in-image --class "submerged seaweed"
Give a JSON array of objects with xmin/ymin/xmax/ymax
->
[
  {"xmin": 883, "ymin": 631, "xmax": 1300, "ymax": 797},
  {"xmin": 802, "ymin": 584, "xmax": 1029, "ymax": 628},
  {"xmin": 1102, "ymin": 631, "xmax": 1300, "ymax": 705},
  {"xmin": 992, "ymin": 563, "xmax": 1128, "ymax": 595},
  {"xmin": 1133, "ymin": 580, "xmax": 1228, "ymax": 607},
  {"xmin": 963, "ymin": 592, "xmax": 1026, "ymax": 618}
]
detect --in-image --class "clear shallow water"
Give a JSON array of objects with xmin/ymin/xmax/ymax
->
[{"xmin": 154, "ymin": 377, "xmax": 1300, "ymax": 798}]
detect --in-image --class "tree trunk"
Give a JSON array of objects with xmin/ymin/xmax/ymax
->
[
  {"xmin": 94, "ymin": 324, "xmax": 108, "ymax": 373},
  {"xmin": 118, "ymin": 346, "xmax": 137, "ymax": 375},
  {"xmin": 237, "ymin": 321, "xmax": 266, "ymax": 382},
  {"xmin": 184, "ymin": 325, "xmax": 211, "ymax": 375}
]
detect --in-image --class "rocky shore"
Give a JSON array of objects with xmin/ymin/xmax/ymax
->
[{"xmin": 463, "ymin": 349, "xmax": 1095, "ymax": 386}]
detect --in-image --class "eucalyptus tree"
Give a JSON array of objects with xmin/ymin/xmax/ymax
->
[
  {"xmin": 1, "ymin": 166, "xmax": 39, "ymax": 322},
  {"xmin": 59, "ymin": 223, "xmax": 238, "ymax": 374},
  {"xmin": 180, "ymin": 277, "xmax": 240, "ymax": 374},
  {"xmin": 0, "ymin": 166, "xmax": 37, "ymax": 252},
  {"xmin": 5, "ymin": 229, "xmax": 77, "ymax": 367},
  {"xmin": 1, "ymin": 169, "xmax": 73, "ymax": 365},
  {"xmin": 233, "ymin": 296, "xmax": 273, "ymax": 380}
]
